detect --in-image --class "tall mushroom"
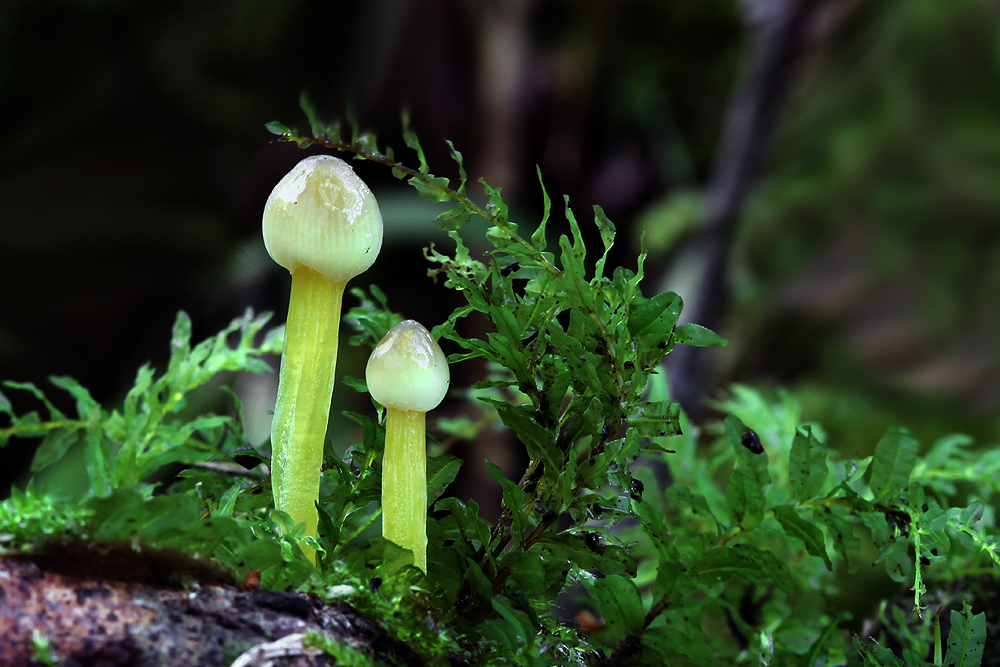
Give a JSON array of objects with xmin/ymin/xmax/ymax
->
[
  {"xmin": 263, "ymin": 155, "xmax": 383, "ymax": 561},
  {"xmin": 365, "ymin": 320, "xmax": 450, "ymax": 572}
]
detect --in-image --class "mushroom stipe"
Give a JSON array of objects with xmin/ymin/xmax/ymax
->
[{"xmin": 263, "ymin": 156, "xmax": 383, "ymax": 563}]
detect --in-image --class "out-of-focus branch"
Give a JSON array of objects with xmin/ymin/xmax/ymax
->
[
  {"xmin": 665, "ymin": 0, "xmax": 817, "ymax": 413},
  {"xmin": 475, "ymin": 0, "xmax": 531, "ymax": 196}
]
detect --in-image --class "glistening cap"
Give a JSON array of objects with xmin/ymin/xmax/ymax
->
[
  {"xmin": 366, "ymin": 320, "xmax": 450, "ymax": 413},
  {"xmin": 263, "ymin": 155, "xmax": 383, "ymax": 282}
]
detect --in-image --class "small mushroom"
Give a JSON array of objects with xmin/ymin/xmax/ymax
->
[
  {"xmin": 263, "ymin": 155, "xmax": 383, "ymax": 561},
  {"xmin": 365, "ymin": 320, "xmax": 450, "ymax": 572}
]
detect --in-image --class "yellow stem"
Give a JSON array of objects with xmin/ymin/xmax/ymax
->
[
  {"xmin": 271, "ymin": 266, "xmax": 346, "ymax": 563},
  {"xmin": 382, "ymin": 408, "xmax": 427, "ymax": 572}
]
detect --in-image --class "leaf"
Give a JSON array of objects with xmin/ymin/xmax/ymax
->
[
  {"xmin": 535, "ymin": 533, "xmax": 636, "ymax": 578},
  {"xmin": 773, "ymin": 505, "xmax": 833, "ymax": 570},
  {"xmin": 628, "ymin": 401, "xmax": 682, "ymax": 438},
  {"xmin": 490, "ymin": 597, "xmax": 537, "ymax": 648},
  {"xmin": 664, "ymin": 485, "xmax": 721, "ymax": 539},
  {"xmin": 696, "ymin": 544, "xmax": 794, "ymax": 593},
  {"xmin": 586, "ymin": 575, "xmax": 644, "ymax": 638},
  {"xmin": 409, "ymin": 174, "xmax": 452, "ymax": 203},
  {"xmin": 558, "ymin": 233, "xmax": 593, "ymax": 312},
  {"xmin": 881, "ymin": 539, "xmax": 911, "ymax": 583},
  {"xmin": 788, "ymin": 426, "xmax": 829, "ymax": 501},
  {"xmin": 426, "ymin": 455, "xmax": 461, "ymax": 507},
  {"xmin": 379, "ymin": 538, "xmax": 417, "ymax": 577},
  {"xmin": 531, "ymin": 166, "xmax": 551, "ymax": 251},
  {"xmin": 344, "ymin": 285, "xmax": 404, "ymax": 350},
  {"xmin": 434, "ymin": 497, "xmax": 496, "ymax": 567},
  {"xmin": 725, "ymin": 415, "xmax": 771, "ymax": 494},
  {"xmin": 265, "ymin": 120, "xmax": 292, "ymax": 136},
  {"xmin": 673, "ymin": 323, "xmax": 727, "ymax": 347},
  {"xmin": 627, "ymin": 292, "xmax": 682, "ymax": 338},
  {"xmin": 643, "ymin": 626, "xmax": 713, "ymax": 665},
  {"xmin": 49, "ymin": 376, "xmax": 101, "ymax": 421},
  {"xmin": 592, "ymin": 206, "xmax": 616, "ymax": 280},
  {"xmin": 500, "ymin": 548, "xmax": 566, "ymax": 600},
  {"xmin": 813, "ymin": 509, "xmax": 861, "ymax": 571},
  {"xmin": 434, "ymin": 202, "xmax": 475, "ymax": 230},
  {"xmin": 167, "ymin": 311, "xmax": 193, "ymax": 375},
  {"xmin": 402, "ymin": 110, "xmax": 430, "ymax": 174},
  {"xmin": 4, "ymin": 381, "xmax": 65, "ymax": 421},
  {"xmin": 122, "ymin": 365, "xmax": 154, "ymax": 422},
  {"xmin": 354, "ymin": 131, "xmax": 379, "ymax": 157},
  {"xmin": 944, "ymin": 601, "xmax": 986, "ymax": 667},
  {"xmin": 488, "ymin": 402, "xmax": 560, "ymax": 474},
  {"xmin": 480, "ymin": 181, "xmax": 511, "ymax": 229},
  {"xmin": 299, "ymin": 92, "xmax": 325, "ymax": 138},
  {"xmin": 31, "ymin": 429, "xmax": 81, "ymax": 472},
  {"xmin": 852, "ymin": 637, "xmax": 906, "ymax": 667},
  {"xmin": 799, "ymin": 611, "xmax": 852, "ymax": 667},
  {"xmin": 869, "ymin": 425, "xmax": 918, "ymax": 501},
  {"xmin": 725, "ymin": 470, "xmax": 765, "ymax": 531},
  {"xmin": 445, "ymin": 139, "xmax": 468, "ymax": 194},
  {"xmin": 486, "ymin": 460, "xmax": 529, "ymax": 546}
]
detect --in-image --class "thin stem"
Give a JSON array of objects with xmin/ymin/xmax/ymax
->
[
  {"xmin": 382, "ymin": 407, "xmax": 427, "ymax": 572},
  {"xmin": 270, "ymin": 266, "xmax": 346, "ymax": 563}
]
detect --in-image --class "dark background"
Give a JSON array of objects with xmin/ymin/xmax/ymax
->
[{"xmin": 2, "ymin": 0, "xmax": 999, "ymax": 491}]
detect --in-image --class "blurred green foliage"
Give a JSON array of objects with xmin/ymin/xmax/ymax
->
[
  {"xmin": 3, "ymin": 122, "xmax": 1000, "ymax": 666},
  {"xmin": 731, "ymin": 0, "xmax": 1000, "ymax": 446},
  {"xmin": 2, "ymin": 0, "xmax": 1000, "ymax": 659}
]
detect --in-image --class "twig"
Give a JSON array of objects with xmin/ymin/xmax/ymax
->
[
  {"xmin": 228, "ymin": 633, "xmax": 323, "ymax": 667},
  {"xmin": 665, "ymin": 0, "xmax": 816, "ymax": 412}
]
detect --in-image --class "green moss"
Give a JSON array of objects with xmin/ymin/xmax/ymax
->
[{"xmin": 1, "ymin": 118, "xmax": 998, "ymax": 666}]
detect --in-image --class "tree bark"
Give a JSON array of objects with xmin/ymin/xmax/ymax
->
[{"xmin": 0, "ymin": 555, "xmax": 425, "ymax": 667}]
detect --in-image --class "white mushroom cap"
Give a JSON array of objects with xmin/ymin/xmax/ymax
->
[
  {"xmin": 366, "ymin": 320, "xmax": 450, "ymax": 412},
  {"xmin": 263, "ymin": 155, "xmax": 383, "ymax": 283}
]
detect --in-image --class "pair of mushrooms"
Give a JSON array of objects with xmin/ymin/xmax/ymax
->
[{"xmin": 262, "ymin": 155, "xmax": 449, "ymax": 571}]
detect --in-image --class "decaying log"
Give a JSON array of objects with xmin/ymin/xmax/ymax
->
[{"xmin": 0, "ymin": 550, "xmax": 425, "ymax": 667}]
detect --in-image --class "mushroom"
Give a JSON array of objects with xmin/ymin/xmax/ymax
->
[
  {"xmin": 263, "ymin": 155, "xmax": 383, "ymax": 561},
  {"xmin": 365, "ymin": 320, "xmax": 450, "ymax": 572}
]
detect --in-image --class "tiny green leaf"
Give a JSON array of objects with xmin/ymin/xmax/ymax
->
[
  {"xmin": 299, "ymin": 92, "xmax": 324, "ymax": 138},
  {"xmin": 531, "ymin": 166, "xmax": 551, "ymax": 251},
  {"xmin": 628, "ymin": 401, "xmax": 682, "ymax": 438},
  {"xmin": 696, "ymin": 544, "xmax": 794, "ymax": 593},
  {"xmin": 852, "ymin": 637, "xmax": 906, "ymax": 667},
  {"xmin": 725, "ymin": 415, "xmax": 771, "ymax": 493},
  {"xmin": 486, "ymin": 460, "xmax": 529, "ymax": 545},
  {"xmin": 409, "ymin": 174, "xmax": 453, "ymax": 203},
  {"xmin": 673, "ymin": 323, "xmax": 727, "ymax": 347},
  {"xmin": 587, "ymin": 575, "xmax": 645, "ymax": 638},
  {"xmin": 944, "ymin": 601, "xmax": 986, "ymax": 667},
  {"xmin": 869, "ymin": 425, "xmax": 918, "ymax": 501},
  {"xmin": 773, "ymin": 505, "xmax": 833, "ymax": 570},
  {"xmin": 627, "ymin": 292, "xmax": 682, "ymax": 338},
  {"xmin": 265, "ymin": 120, "xmax": 293, "ymax": 136},
  {"xmin": 788, "ymin": 426, "xmax": 829, "ymax": 501},
  {"xmin": 725, "ymin": 470, "xmax": 764, "ymax": 530},
  {"xmin": 402, "ymin": 110, "xmax": 430, "ymax": 175},
  {"xmin": 426, "ymin": 455, "xmax": 462, "ymax": 508},
  {"xmin": 813, "ymin": 509, "xmax": 861, "ymax": 571}
]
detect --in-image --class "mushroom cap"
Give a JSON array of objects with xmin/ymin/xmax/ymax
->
[
  {"xmin": 366, "ymin": 320, "xmax": 450, "ymax": 412},
  {"xmin": 263, "ymin": 155, "xmax": 383, "ymax": 283}
]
